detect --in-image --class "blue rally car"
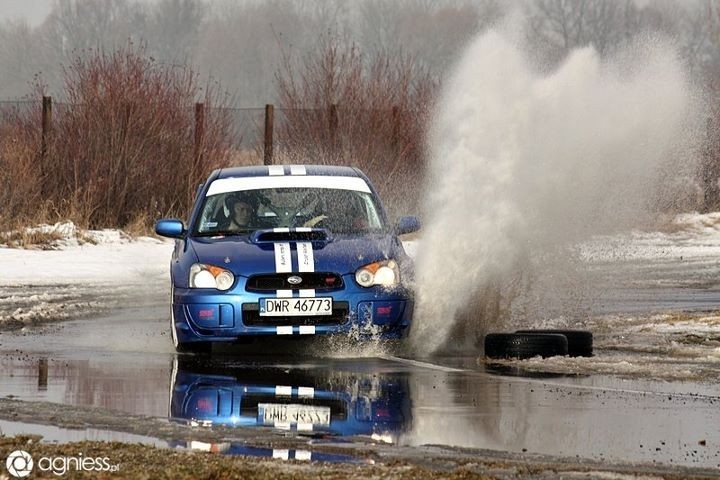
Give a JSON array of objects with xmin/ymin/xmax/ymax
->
[{"xmin": 155, "ymin": 165, "xmax": 420, "ymax": 352}]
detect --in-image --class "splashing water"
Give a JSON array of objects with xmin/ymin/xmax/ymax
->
[{"xmin": 409, "ymin": 29, "xmax": 702, "ymax": 356}]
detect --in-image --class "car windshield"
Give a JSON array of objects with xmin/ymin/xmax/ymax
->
[{"xmin": 194, "ymin": 186, "xmax": 386, "ymax": 235}]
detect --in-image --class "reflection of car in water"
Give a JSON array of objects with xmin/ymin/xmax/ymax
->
[
  {"xmin": 169, "ymin": 358, "xmax": 411, "ymax": 441},
  {"xmin": 155, "ymin": 165, "xmax": 420, "ymax": 353}
]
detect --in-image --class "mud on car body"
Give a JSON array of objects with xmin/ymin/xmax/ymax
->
[{"xmin": 156, "ymin": 165, "xmax": 420, "ymax": 353}]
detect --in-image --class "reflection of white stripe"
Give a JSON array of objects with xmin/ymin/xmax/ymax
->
[
  {"xmin": 275, "ymin": 385, "xmax": 292, "ymax": 396},
  {"xmin": 207, "ymin": 176, "xmax": 372, "ymax": 195},
  {"xmin": 295, "ymin": 450, "xmax": 312, "ymax": 461},
  {"xmin": 290, "ymin": 165, "xmax": 307, "ymax": 175},
  {"xmin": 276, "ymin": 326, "xmax": 293, "ymax": 335},
  {"xmin": 297, "ymin": 242, "xmax": 314, "ymax": 272},
  {"xmin": 298, "ymin": 387, "xmax": 315, "ymax": 398},
  {"xmin": 274, "ymin": 243, "xmax": 291, "ymax": 273},
  {"xmin": 268, "ymin": 165, "xmax": 285, "ymax": 176},
  {"xmin": 299, "ymin": 325, "xmax": 316, "ymax": 335},
  {"xmin": 295, "ymin": 227, "xmax": 311, "ymax": 232},
  {"xmin": 273, "ymin": 449, "xmax": 290, "ymax": 459},
  {"xmin": 274, "ymin": 423, "xmax": 291, "ymax": 431},
  {"xmin": 273, "ymin": 227, "xmax": 290, "ymax": 233},
  {"xmin": 298, "ymin": 289, "xmax": 315, "ymax": 297},
  {"xmin": 276, "ymin": 290, "xmax": 293, "ymax": 298},
  {"xmin": 296, "ymin": 425, "xmax": 313, "ymax": 433},
  {"xmin": 190, "ymin": 441, "xmax": 211, "ymax": 452}
]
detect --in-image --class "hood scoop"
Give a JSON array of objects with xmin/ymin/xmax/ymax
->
[{"xmin": 250, "ymin": 228, "xmax": 331, "ymax": 244}]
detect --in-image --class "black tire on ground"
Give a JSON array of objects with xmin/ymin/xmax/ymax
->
[
  {"xmin": 484, "ymin": 333, "xmax": 568, "ymax": 360},
  {"xmin": 175, "ymin": 342, "xmax": 212, "ymax": 354},
  {"xmin": 516, "ymin": 329, "xmax": 593, "ymax": 357}
]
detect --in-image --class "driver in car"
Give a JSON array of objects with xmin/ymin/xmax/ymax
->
[{"xmin": 223, "ymin": 195, "xmax": 257, "ymax": 231}]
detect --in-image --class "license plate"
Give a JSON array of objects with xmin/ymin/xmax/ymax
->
[
  {"xmin": 259, "ymin": 297, "xmax": 333, "ymax": 316},
  {"xmin": 258, "ymin": 403, "xmax": 331, "ymax": 426}
]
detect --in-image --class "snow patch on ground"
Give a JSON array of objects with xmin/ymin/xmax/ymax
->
[
  {"xmin": 0, "ymin": 222, "xmax": 173, "ymax": 328},
  {"xmin": 0, "ymin": 222, "xmax": 173, "ymax": 286},
  {"xmin": 580, "ymin": 212, "xmax": 720, "ymax": 264}
]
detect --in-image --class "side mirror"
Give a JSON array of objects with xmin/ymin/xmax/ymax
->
[
  {"xmin": 395, "ymin": 216, "xmax": 421, "ymax": 235},
  {"xmin": 155, "ymin": 219, "xmax": 185, "ymax": 239}
]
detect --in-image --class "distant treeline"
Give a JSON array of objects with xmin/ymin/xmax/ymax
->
[
  {"xmin": 2, "ymin": 1, "xmax": 720, "ymax": 105},
  {"xmin": 3, "ymin": 0, "xmax": 720, "ymax": 230}
]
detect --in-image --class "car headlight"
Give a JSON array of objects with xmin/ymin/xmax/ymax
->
[
  {"xmin": 189, "ymin": 263, "xmax": 235, "ymax": 290},
  {"xmin": 355, "ymin": 260, "xmax": 399, "ymax": 287}
]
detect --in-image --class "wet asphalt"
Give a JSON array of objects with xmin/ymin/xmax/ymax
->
[{"xmin": 0, "ymin": 294, "xmax": 718, "ymax": 471}]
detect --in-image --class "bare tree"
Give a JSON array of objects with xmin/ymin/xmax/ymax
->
[
  {"xmin": 525, "ymin": 0, "xmax": 641, "ymax": 68},
  {"xmin": 355, "ymin": 0, "xmax": 503, "ymax": 72}
]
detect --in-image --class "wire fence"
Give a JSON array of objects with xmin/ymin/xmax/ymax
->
[{"xmin": 0, "ymin": 99, "xmax": 414, "ymax": 163}]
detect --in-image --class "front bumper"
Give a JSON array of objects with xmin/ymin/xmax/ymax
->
[{"xmin": 172, "ymin": 274, "xmax": 413, "ymax": 344}]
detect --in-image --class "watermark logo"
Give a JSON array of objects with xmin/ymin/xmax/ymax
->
[
  {"xmin": 5, "ymin": 450, "xmax": 120, "ymax": 477},
  {"xmin": 6, "ymin": 450, "xmax": 33, "ymax": 478}
]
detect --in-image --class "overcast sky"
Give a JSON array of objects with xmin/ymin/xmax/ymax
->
[{"xmin": 1, "ymin": 0, "xmax": 54, "ymax": 26}]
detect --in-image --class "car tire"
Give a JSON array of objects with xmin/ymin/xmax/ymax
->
[
  {"xmin": 515, "ymin": 329, "xmax": 593, "ymax": 357},
  {"xmin": 484, "ymin": 333, "xmax": 568, "ymax": 360}
]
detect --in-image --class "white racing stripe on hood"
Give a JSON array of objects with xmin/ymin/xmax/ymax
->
[
  {"xmin": 290, "ymin": 165, "xmax": 307, "ymax": 175},
  {"xmin": 297, "ymin": 242, "xmax": 314, "ymax": 272},
  {"xmin": 274, "ymin": 243, "xmax": 291, "ymax": 273}
]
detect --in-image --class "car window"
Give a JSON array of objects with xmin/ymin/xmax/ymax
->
[{"xmin": 194, "ymin": 186, "xmax": 386, "ymax": 235}]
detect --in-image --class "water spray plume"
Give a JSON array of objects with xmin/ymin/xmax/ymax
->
[{"xmin": 409, "ymin": 29, "xmax": 701, "ymax": 356}]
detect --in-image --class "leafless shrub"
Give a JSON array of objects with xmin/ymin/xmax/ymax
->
[
  {"xmin": 0, "ymin": 100, "xmax": 45, "ymax": 229},
  {"xmin": 0, "ymin": 44, "xmax": 235, "ymax": 231},
  {"xmin": 275, "ymin": 37, "xmax": 437, "ymax": 217}
]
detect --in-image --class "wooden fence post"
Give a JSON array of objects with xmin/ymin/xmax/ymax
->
[
  {"xmin": 38, "ymin": 358, "xmax": 48, "ymax": 391},
  {"xmin": 41, "ymin": 96, "xmax": 52, "ymax": 178},
  {"xmin": 264, "ymin": 104, "xmax": 274, "ymax": 165}
]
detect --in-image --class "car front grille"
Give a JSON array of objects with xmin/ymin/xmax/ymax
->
[
  {"xmin": 246, "ymin": 272, "xmax": 344, "ymax": 292},
  {"xmin": 242, "ymin": 302, "xmax": 349, "ymax": 327}
]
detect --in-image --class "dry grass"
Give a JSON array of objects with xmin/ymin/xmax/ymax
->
[{"xmin": 0, "ymin": 229, "xmax": 65, "ymax": 249}]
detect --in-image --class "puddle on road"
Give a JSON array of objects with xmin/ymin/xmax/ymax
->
[{"xmin": 0, "ymin": 351, "xmax": 719, "ymax": 469}]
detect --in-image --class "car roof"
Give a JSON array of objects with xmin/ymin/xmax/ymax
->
[{"xmin": 216, "ymin": 165, "xmax": 362, "ymax": 179}]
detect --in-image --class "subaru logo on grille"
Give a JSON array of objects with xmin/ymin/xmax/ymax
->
[{"xmin": 287, "ymin": 275, "xmax": 303, "ymax": 285}]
